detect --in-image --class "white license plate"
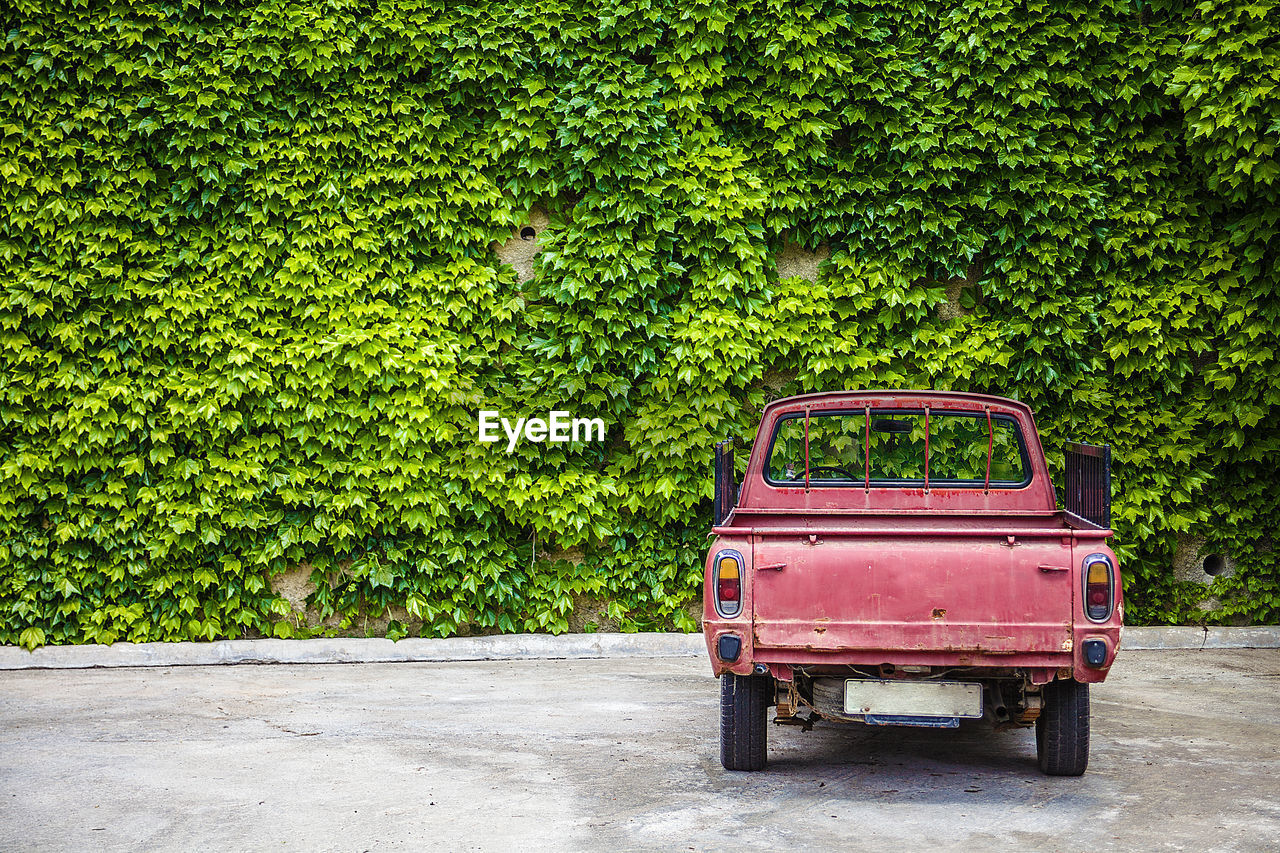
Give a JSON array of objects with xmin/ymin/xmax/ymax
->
[{"xmin": 844, "ymin": 679, "xmax": 983, "ymax": 718}]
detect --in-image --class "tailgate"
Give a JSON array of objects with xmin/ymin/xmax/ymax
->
[{"xmin": 751, "ymin": 533, "xmax": 1074, "ymax": 654}]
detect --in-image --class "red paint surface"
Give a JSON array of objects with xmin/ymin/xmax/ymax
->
[{"xmin": 704, "ymin": 391, "xmax": 1122, "ymax": 681}]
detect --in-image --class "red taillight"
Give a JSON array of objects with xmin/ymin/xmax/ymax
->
[
  {"xmin": 1084, "ymin": 555, "xmax": 1114, "ymax": 622},
  {"xmin": 717, "ymin": 578, "xmax": 740, "ymax": 602},
  {"xmin": 713, "ymin": 551, "xmax": 743, "ymax": 618}
]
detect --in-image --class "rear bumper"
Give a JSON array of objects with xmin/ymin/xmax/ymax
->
[
  {"xmin": 705, "ymin": 620, "xmax": 1120, "ymax": 683},
  {"xmin": 753, "ymin": 619, "xmax": 1074, "ymax": 655}
]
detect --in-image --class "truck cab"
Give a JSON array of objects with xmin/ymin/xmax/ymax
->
[{"xmin": 704, "ymin": 390, "xmax": 1121, "ymax": 774}]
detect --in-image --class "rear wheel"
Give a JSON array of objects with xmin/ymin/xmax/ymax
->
[
  {"xmin": 720, "ymin": 673, "xmax": 770, "ymax": 771},
  {"xmin": 1036, "ymin": 679, "xmax": 1089, "ymax": 776}
]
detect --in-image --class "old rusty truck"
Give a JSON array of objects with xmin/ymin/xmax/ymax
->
[{"xmin": 704, "ymin": 390, "xmax": 1121, "ymax": 775}]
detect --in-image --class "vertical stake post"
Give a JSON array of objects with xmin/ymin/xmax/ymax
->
[
  {"xmin": 863, "ymin": 405, "xmax": 871, "ymax": 492},
  {"xmin": 984, "ymin": 407, "xmax": 992, "ymax": 494},
  {"xmin": 804, "ymin": 406, "xmax": 811, "ymax": 493},
  {"xmin": 923, "ymin": 405, "xmax": 931, "ymax": 493}
]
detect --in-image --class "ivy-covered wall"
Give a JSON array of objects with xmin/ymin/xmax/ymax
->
[{"xmin": 3, "ymin": 0, "xmax": 1277, "ymax": 647}]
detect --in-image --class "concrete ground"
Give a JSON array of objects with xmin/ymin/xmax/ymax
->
[{"xmin": 1, "ymin": 650, "xmax": 1278, "ymax": 852}]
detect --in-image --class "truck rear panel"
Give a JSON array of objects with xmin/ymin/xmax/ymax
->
[{"xmin": 750, "ymin": 519, "xmax": 1075, "ymax": 655}]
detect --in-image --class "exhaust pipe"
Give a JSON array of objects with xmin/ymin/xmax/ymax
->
[{"xmin": 983, "ymin": 686, "xmax": 1010, "ymax": 722}]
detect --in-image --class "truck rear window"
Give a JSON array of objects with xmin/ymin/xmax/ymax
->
[{"xmin": 765, "ymin": 410, "xmax": 1029, "ymax": 487}]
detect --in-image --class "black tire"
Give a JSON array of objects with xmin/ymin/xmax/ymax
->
[
  {"xmin": 1036, "ymin": 679, "xmax": 1089, "ymax": 776},
  {"xmin": 720, "ymin": 673, "xmax": 770, "ymax": 771}
]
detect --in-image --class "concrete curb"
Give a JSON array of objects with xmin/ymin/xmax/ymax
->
[
  {"xmin": 1121, "ymin": 626, "xmax": 1280, "ymax": 651},
  {"xmin": 0, "ymin": 627, "xmax": 1277, "ymax": 671},
  {"xmin": 0, "ymin": 632, "xmax": 706, "ymax": 670}
]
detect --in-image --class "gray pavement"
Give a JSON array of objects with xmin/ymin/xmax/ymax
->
[{"xmin": 2, "ymin": 649, "xmax": 1278, "ymax": 852}]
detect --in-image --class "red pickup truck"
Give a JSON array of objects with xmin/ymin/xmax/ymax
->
[{"xmin": 704, "ymin": 390, "xmax": 1121, "ymax": 775}]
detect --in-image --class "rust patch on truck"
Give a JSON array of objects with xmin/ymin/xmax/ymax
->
[{"xmin": 931, "ymin": 608, "xmax": 946, "ymax": 619}]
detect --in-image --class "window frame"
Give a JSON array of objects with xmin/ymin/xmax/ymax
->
[{"xmin": 762, "ymin": 408, "xmax": 1034, "ymax": 490}]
